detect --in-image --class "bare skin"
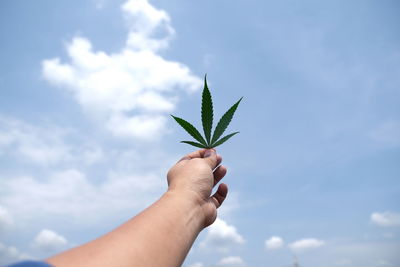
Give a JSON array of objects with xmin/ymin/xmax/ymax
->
[{"xmin": 46, "ymin": 149, "xmax": 228, "ymax": 267}]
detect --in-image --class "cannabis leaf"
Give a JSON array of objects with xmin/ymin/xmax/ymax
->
[
  {"xmin": 202, "ymin": 75, "xmax": 213, "ymax": 145},
  {"xmin": 171, "ymin": 75, "xmax": 242, "ymax": 148}
]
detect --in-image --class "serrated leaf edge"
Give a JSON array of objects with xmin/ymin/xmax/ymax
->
[
  {"xmin": 171, "ymin": 76, "xmax": 242, "ymax": 149},
  {"xmin": 171, "ymin": 115, "xmax": 207, "ymax": 146},
  {"xmin": 180, "ymin": 141, "xmax": 207, "ymax": 148},
  {"xmin": 211, "ymin": 97, "xmax": 242, "ymax": 144},
  {"xmin": 201, "ymin": 75, "xmax": 213, "ymax": 146},
  {"xmin": 211, "ymin": 132, "xmax": 240, "ymax": 148}
]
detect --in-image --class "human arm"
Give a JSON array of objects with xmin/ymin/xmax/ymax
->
[{"xmin": 45, "ymin": 149, "xmax": 228, "ymax": 267}]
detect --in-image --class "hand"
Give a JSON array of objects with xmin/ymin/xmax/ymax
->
[{"xmin": 167, "ymin": 149, "xmax": 228, "ymax": 227}]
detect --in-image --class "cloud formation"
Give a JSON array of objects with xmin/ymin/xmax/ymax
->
[
  {"xmin": 0, "ymin": 168, "xmax": 164, "ymax": 224},
  {"xmin": 0, "ymin": 116, "xmax": 71, "ymax": 165},
  {"xmin": 0, "ymin": 116, "xmax": 104, "ymax": 166},
  {"xmin": 122, "ymin": 0, "xmax": 175, "ymax": 51},
  {"xmin": 288, "ymin": 238, "xmax": 325, "ymax": 253},
  {"xmin": 265, "ymin": 236, "xmax": 284, "ymax": 250},
  {"xmin": 0, "ymin": 242, "xmax": 27, "ymax": 266},
  {"xmin": 32, "ymin": 229, "xmax": 68, "ymax": 253},
  {"xmin": 215, "ymin": 256, "xmax": 246, "ymax": 267},
  {"xmin": 200, "ymin": 218, "xmax": 245, "ymax": 253},
  {"xmin": 0, "ymin": 205, "xmax": 13, "ymax": 234},
  {"xmin": 42, "ymin": 0, "xmax": 201, "ymax": 140},
  {"xmin": 371, "ymin": 212, "xmax": 400, "ymax": 227}
]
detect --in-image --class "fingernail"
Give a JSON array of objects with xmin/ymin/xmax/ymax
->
[{"xmin": 204, "ymin": 149, "xmax": 215, "ymax": 158}]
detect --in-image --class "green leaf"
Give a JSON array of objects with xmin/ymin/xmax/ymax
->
[
  {"xmin": 170, "ymin": 115, "xmax": 207, "ymax": 146},
  {"xmin": 180, "ymin": 141, "xmax": 208, "ymax": 148},
  {"xmin": 211, "ymin": 132, "xmax": 239, "ymax": 148},
  {"xmin": 171, "ymin": 75, "xmax": 242, "ymax": 149},
  {"xmin": 211, "ymin": 97, "xmax": 242, "ymax": 144},
  {"xmin": 201, "ymin": 75, "xmax": 213, "ymax": 146}
]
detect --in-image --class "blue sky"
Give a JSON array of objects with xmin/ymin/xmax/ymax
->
[{"xmin": 0, "ymin": 0, "xmax": 400, "ymax": 266}]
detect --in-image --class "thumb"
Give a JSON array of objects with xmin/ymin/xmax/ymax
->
[{"xmin": 203, "ymin": 149, "xmax": 218, "ymax": 169}]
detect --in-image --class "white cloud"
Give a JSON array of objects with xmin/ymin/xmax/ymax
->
[
  {"xmin": 106, "ymin": 113, "xmax": 167, "ymax": 140},
  {"xmin": 0, "ymin": 116, "xmax": 71, "ymax": 165},
  {"xmin": 288, "ymin": 238, "xmax": 325, "ymax": 253},
  {"xmin": 371, "ymin": 212, "xmax": 400, "ymax": 227},
  {"xmin": 81, "ymin": 145, "xmax": 104, "ymax": 165},
  {"xmin": 122, "ymin": 0, "xmax": 175, "ymax": 51},
  {"xmin": 200, "ymin": 218, "xmax": 245, "ymax": 253},
  {"xmin": 0, "ymin": 242, "xmax": 30, "ymax": 266},
  {"xmin": 0, "ymin": 205, "xmax": 13, "ymax": 233},
  {"xmin": 265, "ymin": 236, "xmax": 284, "ymax": 250},
  {"xmin": 0, "ymin": 114, "xmax": 173, "ymax": 239},
  {"xmin": 32, "ymin": 229, "xmax": 68, "ymax": 253},
  {"xmin": 215, "ymin": 256, "xmax": 245, "ymax": 267},
  {"xmin": 42, "ymin": 0, "xmax": 201, "ymax": 140},
  {"xmin": 0, "ymin": 116, "xmax": 103, "ymax": 166},
  {"xmin": 0, "ymin": 168, "xmax": 164, "ymax": 225},
  {"xmin": 188, "ymin": 263, "xmax": 204, "ymax": 267},
  {"xmin": 312, "ymin": 241, "xmax": 400, "ymax": 267}
]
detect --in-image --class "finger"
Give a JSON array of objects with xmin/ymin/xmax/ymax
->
[
  {"xmin": 211, "ymin": 155, "xmax": 223, "ymax": 172},
  {"xmin": 211, "ymin": 183, "xmax": 228, "ymax": 209},
  {"xmin": 202, "ymin": 149, "xmax": 219, "ymax": 170},
  {"xmin": 177, "ymin": 155, "xmax": 191, "ymax": 163},
  {"xmin": 177, "ymin": 149, "xmax": 207, "ymax": 163},
  {"xmin": 213, "ymin": 165, "xmax": 227, "ymax": 186},
  {"xmin": 177, "ymin": 148, "xmax": 211, "ymax": 163},
  {"xmin": 178, "ymin": 149, "xmax": 221, "ymax": 170},
  {"xmin": 216, "ymin": 154, "xmax": 223, "ymax": 166}
]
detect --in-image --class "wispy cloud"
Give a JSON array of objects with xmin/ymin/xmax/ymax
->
[
  {"xmin": 288, "ymin": 238, "xmax": 325, "ymax": 253},
  {"xmin": 0, "ymin": 116, "xmax": 72, "ymax": 165},
  {"xmin": 215, "ymin": 256, "xmax": 246, "ymax": 267},
  {"xmin": 371, "ymin": 212, "xmax": 400, "ymax": 227},
  {"xmin": 0, "ymin": 116, "xmax": 104, "ymax": 166},
  {"xmin": 0, "ymin": 168, "xmax": 165, "ymax": 225},
  {"xmin": 0, "ymin": 205, "xmax": 13, "ymax": 234},
  {"xmin": 0, "ymin": 242, "xmax": 29, "ymax": 266}
]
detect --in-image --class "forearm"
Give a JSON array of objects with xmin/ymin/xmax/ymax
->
[
  {"xmin": 46, "ymin": 191, "xmax": 205, "ymax": 267},
  {"xmin": 46, "ymin": 149, "xmax": 227, "ymax": 267}
]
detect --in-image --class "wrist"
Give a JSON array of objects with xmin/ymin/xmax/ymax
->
[{"xmin": 164, "ymin": 189, "xmax": 208, "ymax": 229}]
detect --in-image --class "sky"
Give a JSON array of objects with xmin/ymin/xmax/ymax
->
[{"xmin": 0, "ymin": 0, "xmax": 400, "ymax": 266}]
